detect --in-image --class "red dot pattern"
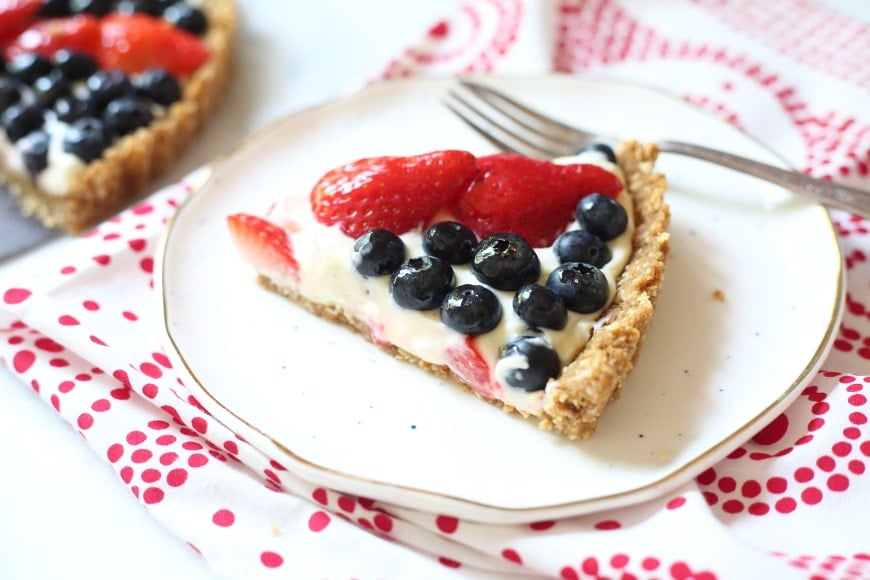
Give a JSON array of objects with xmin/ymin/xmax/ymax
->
[
  {"xmin": 260, "ymin": 551, "xmax": 283, "ymax": 568},
  {"xmin": 697, "ymin": 375, "xmax": 869, "ymax": 517},
  {"xmin": 309, "ymin": 488, "xmax": 397, "ymax": 539},
  {"xmin": 552, "ymin": 0, "xmax": 870, "ymax": 182},
  {"xmin": 558, "ymin": 553, "xmax": 720, "ymax": 580},
  {"xmin": 378, "ymin": 0, "xmax": 523, "ymax": 78}
]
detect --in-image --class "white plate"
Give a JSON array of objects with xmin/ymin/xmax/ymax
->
[{"xmin": 157, "ymin": 76, "xmax": 843, "ymax": 524}]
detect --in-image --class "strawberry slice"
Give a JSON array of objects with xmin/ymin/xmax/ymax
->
[
  {"xmin": 0, "ymin": 0, "xmax": 41, "ymax": 47},
  {"xmin": 227, "ymin": 213, "xmax": 300, "ymax": 282},
  {"xmin": 99, "ymin": 13, "xmax": 210, "ymax": 76},
  {"xmin": 309, "ymin": 150, "xmax": 478, "ymax": 239},
  {"xmin": 445, "ymin": 337, "xmax": 499, "ymax": 399},
  {"xmin": 452, "ymin": 154, "xmax": 624, "ymax": 248},
  {"xmin": 3, "ymin": 12, "xmax": 209, "ymax": 76},
  {"xmin": 4, "ymin": 14, "xmax": 101, "ymax": 59}
]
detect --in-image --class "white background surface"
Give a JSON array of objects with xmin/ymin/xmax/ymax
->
[
  {"xmin": 0, "ymin": 2, "xmax": 461, "ymax": 578},
  {"xmin": 2, "ymin": 1, "xmax": 868, "ymax": 578}
]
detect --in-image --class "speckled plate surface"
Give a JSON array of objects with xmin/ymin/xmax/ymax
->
[{"xmin": 157, "ymin": 75, "xmax": 843, "ymax": 524}]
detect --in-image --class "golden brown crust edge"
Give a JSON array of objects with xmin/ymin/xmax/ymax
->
[
  {"xmin": 539, "ymin": 140, "xmax": 670, "ymax": 439},
  {"xmin": 0, "ymin": 0, "xmax": 237, "ymax": 234},
  {"xmin": 257, "ymin": 140, "xmax": 669, "ymax": 440}
]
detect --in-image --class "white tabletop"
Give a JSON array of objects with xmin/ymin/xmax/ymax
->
[{"xmin": 0, "ymin": 2, "xmax": 462, "ymax": 578}]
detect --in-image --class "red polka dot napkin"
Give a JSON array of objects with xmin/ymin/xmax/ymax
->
[{"xmin": 2, "ymin": 1, "xmax": 870, "ymax": 578}]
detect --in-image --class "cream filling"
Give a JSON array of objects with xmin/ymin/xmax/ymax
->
[
  {"xmin": 0, "ymin": 124, "xmax": 80, "ymax": 193},
  {"xmin": 38, "ymin": 118, "xmax": 88, "ymax": 196},
  {"xmin": 264, "ymin": 152, "xmax": 633, "ymax": 413}
]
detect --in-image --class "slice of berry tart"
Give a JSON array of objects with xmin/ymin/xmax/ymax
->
[
  {"xmin": 0, "ymin": 0, "xmax": 236, "ymax": 233},
  {"xmin": 227, "ymin": 141, "xmax": 669, "ymax": 439}
]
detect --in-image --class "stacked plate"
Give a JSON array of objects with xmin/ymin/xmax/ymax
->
[{"xmin": 157, "ymin": 76, "xmax": 842, "ymax": 524}]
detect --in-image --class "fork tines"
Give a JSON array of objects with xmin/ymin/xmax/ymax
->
[{"xmin": 443, "ymin": 81, "xmax": 585, "ymax": 159}]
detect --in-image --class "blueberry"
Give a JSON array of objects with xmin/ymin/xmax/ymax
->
[
  {"xmin": 53, "ymin": 50, "xmax": 99, "ymax": 80},
  {"xmin": 553, "ymin": 229, "xmax": 611, "ymax": 267},
  {"xmin": 19, "ymin": 130, "xmax": 50, "ymax": 177},
  {"xmin": 547, "ymin": 262, "xmax": 609, "ymax": 314},
  {"xmin": 513, "ymin": 284, "xmax": 568, "ymax": 330},
  {"xmin": 163, "ymin": 3, "xmax": 208, "ymax": 35},
  {"xmin": 86, "ymin": 70, "xmax": 135, "ymax": 108},
  {"xmin": 351, "ymin": 229, "xmax": 405, "ymax": 277},
  {"xmin": 6, "ymin": 53, "xmax": 52, "ymax": 84},
  {"xmin": 135, "ymin": 68, "xmax": 182, "ymax": 106},
  {"xmin": 423, "ymin": 221, "xmax": 477, "ymax": 264},
  {"xmin": 37, "ymin": 0, "xmax": 71, "ymax": 17},
  {"xmin": 579, "ymin": 142, "xmax": 617, "ymax": 164},
  {"xmin": 0, "ymin": 78, "xmax": 23, "ymax": 112},
  {"xmin": 103, "ymin": 96, "xmax": 155, "ymax": 136},
  {"xmin": 54, "ymin": 95, "xmax": 99, "ymax": 123},
  {"xmin": 576, "ymin": 194, "xmax": 628, "ymax": 241},
  {"xmin": 390, "ymin": 256, "xmax": 455, "ymax": 310},
  {"xmin": 441, "ymin": 284, "xmax": 503, "ymax": 335},
  {"xmin": 499, "ymin": 336, "xmax": 561, "ymax": 392},
  {"xmin": 69, "ymin": 0, "xmax": 113, "ymax": 14},
  {"xmin": 471, "ymin": 233, "xmax": 541, "ymax": 291},
  {"xmin": 32, "ymin": 71, "xmax": 71, "ymax": 107},
  {"xmin": 1, "ymin": 104, "xmax": 45, "ymax": 142},
  {"xmin": 63, "ymin": 117, "xmax": 111, "ymax": 162}
]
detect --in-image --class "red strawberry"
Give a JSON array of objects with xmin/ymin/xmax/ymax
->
[
  {"xmin": 452, "ymin": 154, "xmax": 623, "ymax": 247},
  {"xmin": 3, "ymin": 12, "xmax": 209, "ymax": 76},
  {"xmin": 0, "ymin": 0, "xmax": 41, "ymax": 47},
  {"xmin": 309, "ymin": 150, "xmax": 477, "ymax": 239},
  {"xmin": 99, "ymin": 13, "xmax": 210, "ymax": 76},
  {"xmin": 445, "ymin": 337, "xmax": 499, "ymax": 399},
  {"xmin": 3, "ymin": 14, "xmax": 101, "ymax": 58},
  {"xmin": 227, "ymin": 213, "xmax": 299, "ymax": 282}
]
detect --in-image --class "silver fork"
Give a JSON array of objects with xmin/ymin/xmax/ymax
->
[{"xmin": 445, "ymin": 80, "xmax": 870, "ymax": 219}]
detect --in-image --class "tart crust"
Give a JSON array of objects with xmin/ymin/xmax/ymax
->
[
  {"xmin": 259, "ymin": 141, "xmax": 669, "ymax": 440},
  {"xmin": 540, "ymin": 141, "xmax": 669, "ymax": 439},
  {"xmin": 0, "ymin": 0, "xmax": 237, "ymax": 234}
]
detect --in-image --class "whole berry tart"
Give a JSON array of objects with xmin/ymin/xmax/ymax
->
[
  {"xmin": 0, "ymin": 0, "xmax": 236, "ymax": 233},
  {"xmin": 227, "ymin": 141, "xmax": 669, "ymax": 439}
]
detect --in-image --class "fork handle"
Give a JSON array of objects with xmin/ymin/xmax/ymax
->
[{"xmin": 657, "ymin": 140, "xmax": 870, "ymax": 218}]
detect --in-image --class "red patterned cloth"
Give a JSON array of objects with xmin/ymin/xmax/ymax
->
[{"xmin": 2, "ymin": 1, "xmax": 869, "ymax": 578}]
